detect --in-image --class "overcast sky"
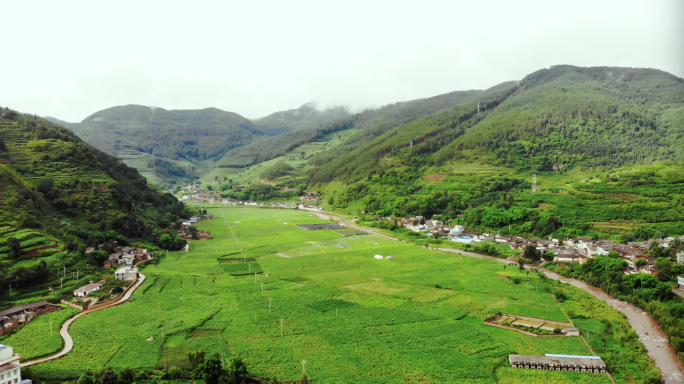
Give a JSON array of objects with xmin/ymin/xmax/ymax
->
[{"xmin": 2, "ymin": 0, "xmax": 683, "ymax": 122}]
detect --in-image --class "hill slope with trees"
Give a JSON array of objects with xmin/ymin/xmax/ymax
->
[
  {"xmin": 0, "ymin": 108, "xmax": 189, "ymax": 297},
  {"xmin": 297, "ymin": 66, "xmax": 684, "ymax": 239}
]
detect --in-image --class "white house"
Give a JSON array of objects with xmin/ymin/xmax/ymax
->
[
  {"xmin": 115, "ymin": 267, "xmax": 138, "ymax": 281},
  {"xmin": 677, "ymin": 252, "xmax": 684, "ymax": 265},
  {"xmin": 451, "ymin": 236, "xmax": 475, "ymax": 244},
  {"xmin": 678, "ymin": 276, "xmax": 684, "ymax": 290},
  {"xmin": 73, "ymin": 283, "xmax": 103, "ymax": 297},
  {"xmin": 0, "ymin": 344, "xmax": 31, "ymax": 384},
  {"xmin": 450, "ymin": 226, "xmax": 465, "ymax": 235},
  {"xmin": 474, "ymin": 234, "xmax": 495, "ymax": 242}
]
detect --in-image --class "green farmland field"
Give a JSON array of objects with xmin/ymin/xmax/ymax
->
[{"xmin": 27, "ymin": 208, "xmax": 656, "ymax": 383}]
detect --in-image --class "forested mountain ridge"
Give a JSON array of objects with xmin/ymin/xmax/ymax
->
[
  {"xmin": 52, "ymin": 105, "xmax": 272, "ymax": 185},
  {"xmin": 295, "ymin": 66, "xmax": 684, "ymax": 241},
  {"xmin": 63, "ymin": 105, "xmax": 262, "ymax": 159},
  {"xmin": 307, "ymin": 66, "xmax": 684, "ymax": 183},
  {"xmin": 0, "ymin": 108, "xmax": 188, "ymax": 292},
  {"xmin": 218, "ymin": 86, "xmax": 497, "ymax": 168}
]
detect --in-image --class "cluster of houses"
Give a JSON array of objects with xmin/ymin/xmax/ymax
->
[
  {"xmin": 0, "ymin": 301, "xmax": 61, "ymax": 335},
  {"xmin": 400, "ymin": 216, "xmax": 684, "ymax": 277},
  {"xmin": 100, "ymin": 247, "xmax": 150, "ymax": 269}
]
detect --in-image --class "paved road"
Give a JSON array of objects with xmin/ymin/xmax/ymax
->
[
  {"xmin": 313, "ymin": 212, "xmax": 683, "ymax": 383},
  {"xmin": 21, "ymin": 274, "xmax": 146, "ymax": 367}
]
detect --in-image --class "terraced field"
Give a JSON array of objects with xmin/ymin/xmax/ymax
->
[
  {"xmin": 0, "ymin": 227, "xmax": 65, "ymax": 269},
  {"xmin": 26, "ymin": 208, "xmax": 650, "ymax": 383}
]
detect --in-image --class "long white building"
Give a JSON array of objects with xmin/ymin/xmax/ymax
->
[{"xmin": 0, "ymin": 344, "xmax": 31, "ymax": 384}]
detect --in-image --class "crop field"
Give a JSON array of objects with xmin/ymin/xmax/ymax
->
[
  {"xmin": 0, "ymin": 306, "xmax": 79, "ymax": 361},
  {"xmin": 27, "ymin": 208, "xmax": 652, "ymax": 382}
]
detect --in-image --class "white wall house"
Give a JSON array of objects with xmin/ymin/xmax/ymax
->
[
  {"xmin": 451, "ymin": 236, "xmax": 474, "ymax": 244},
  {"xmin": 115, "ymin": 267, "xmax": 138, "ymax": 281},
  {"xmin": 678, "ymin": 252, "xmax": 684, "ymax": 265},
  {"xmin": 0, "ymin": 344, "xmax": 31, "ymax": 384},
  {"xmin": 450, "ymin": 226, "xmax": 465, "ymax": 235},
  {"xmin": 73, "ymin": 283, "xmax": 103, "ymax": 297},
  {"xmin": 678, "ymin": 276, "xmax": 684, "ymax": 290}
]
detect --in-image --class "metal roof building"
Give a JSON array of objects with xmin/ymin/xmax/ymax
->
[{"xmin": 509, "ymin": 354, "xmax": 607, "ymax": 374}]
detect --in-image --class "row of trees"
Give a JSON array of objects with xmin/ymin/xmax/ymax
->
[{"xmin": 64, "ymin": 351, "xmax": 311, "ymax": 384}]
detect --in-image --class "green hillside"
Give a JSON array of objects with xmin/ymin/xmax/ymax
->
[
  {"xmin": 218, "ymin": 87, "xmax": 493, "ymax": 168},
  {"xmin": 54, "ymin": 105, "xmax": 268, "ymax": 185},
  {"xmin": 0, "ymin": 108, "xmax": 188, "ymax": 299},
  {"xmin": 278, "ymin": 66, "xmax": 684, "ymax": 239}
]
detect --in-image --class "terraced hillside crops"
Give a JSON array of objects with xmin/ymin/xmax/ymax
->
[
  {"xmin": 0, "ymin": 111, "xmax": 189, "ymax": 301},
  {"xmin": 0, "ymin": 227, "xmax": 65, "ymax": 270},
  {"xmin": 28, "ymin": 208, "xmax": 655, "ymax": 383}
]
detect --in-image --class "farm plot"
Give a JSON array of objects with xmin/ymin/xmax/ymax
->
[{"xmin": 30, "ymin": 208, "xmax": 651, "ymax": 383}]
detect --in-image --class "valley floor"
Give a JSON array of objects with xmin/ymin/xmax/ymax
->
[{"xmin": 26, "ymin": 208, "xmax": 660, "ymax": 383}]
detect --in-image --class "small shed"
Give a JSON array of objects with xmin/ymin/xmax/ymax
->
[{"xmin": 374, "ymin": 255, "xmax": 383, "ymax": 260}]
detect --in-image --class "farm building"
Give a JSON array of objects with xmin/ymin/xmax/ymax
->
[
  {"xmin": 0, "ymin": 301, "xmax": 61, "ymax": 335},
  {"xmin": 509, "ymin": 354, "xmax": 606, "ymax": 373},
  {"xmin": 115, "ymin": 266, "xmax": 139, "ymax": 281},
  {"xmin": 0, "ymin": 344, "xmax": 32, "ymax": 384},
  {"xmin": 486, "ymin": 313, "xmax": 579, "ymax": 336},
  {"xmin": 74, "ymin": 283, "xmax": 103, "ymax": 297}
]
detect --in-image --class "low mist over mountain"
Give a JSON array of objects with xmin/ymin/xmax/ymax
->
[{"xmin": 253, "ymin": 102, "xmax": 351, "ymax": 134}]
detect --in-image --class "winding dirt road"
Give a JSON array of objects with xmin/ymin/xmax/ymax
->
[
  {"xmin": 315, "ymin": 211, "xmax": 684, "ymax": 383},
  {"xmin": 20, "ymin": 274, "xmax": 146, "ymax": 367}
]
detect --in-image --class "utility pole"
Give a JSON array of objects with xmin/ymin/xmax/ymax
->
[
  {"xmin": 477, "ymin": 102, "xmax": 480, "ymax": 115},
  {"xmin": 532, "ymin": 174, "xmax": 537, "ymax": 193},
  {"xmin": 302, "ymin": 360, "xmax": 307, "ymax": 375},
  {"xmin": 50, "ymin": 321, "xmax": 53, "ymax": 337},
  {"xmin": 60, "ymin": 278, "xmax": 63, "ymax": 290}
]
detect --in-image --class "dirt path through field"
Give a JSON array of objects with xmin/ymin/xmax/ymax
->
[
  {"xmin": 20, "ymin": 274, "xmax": 147, "ymax": 367},
  {"xmin": 313, "ymin": 211, "xmax": 683, "ymax": 383}
]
